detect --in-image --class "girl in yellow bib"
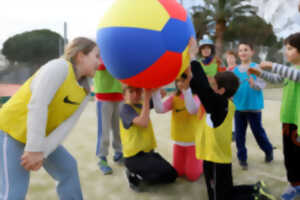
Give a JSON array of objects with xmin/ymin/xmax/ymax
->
[
  {"xmin": 0, "ymin": 37, "xmax": 100, "ymax": 200},
  {"xmin": 120, "ymin": 86, "xmax": 177, "ymax": 192},
  {"xmin": 152, "ymin": 73, "xmax": 203, "ymax": 181}
]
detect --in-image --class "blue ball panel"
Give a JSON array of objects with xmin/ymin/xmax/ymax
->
[
  {"xmin": 161, "ymin": 18, "xmax": 191, "ymax": 53},
  {"xmin": 186, "ymin": 15, "xmax": 196, "ymax": 38},
  {"xmin": 97, "ymin": 27, "xmax": 166, "ymax": 79}
]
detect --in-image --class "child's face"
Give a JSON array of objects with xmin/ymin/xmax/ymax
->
[
  {"xmin": 175, "ymin": 78, "xmax": 185, "ymax": 91},
  {"xmin": 201, "ymin": 45, "xmax": 212, "ymax": 57},
  {"xmin": 238, "ymin": 44, "xmax": 254, "ymax": 63},
  {"xmin": 124, "ymin": 87, "xmax": 143, "ymax": 104},
  {"xmin": 285, "ymin": 44, "xmax": 300, "ymax": 64},
  {"xmin": 226, "ymin": 54, "xmax": 236, "ymax": 66}
]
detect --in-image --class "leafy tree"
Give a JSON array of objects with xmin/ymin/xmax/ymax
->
[
  {"xmin": 2, "ymin": 29, "xmax": 64, "ymax": 67},
  {"xmin": 223, "ymin": 15, "xmax": 283, "ymax": 63},
  {"xmin": 192, "ymin": 0, "xmax": 257, "ymax": 56}
]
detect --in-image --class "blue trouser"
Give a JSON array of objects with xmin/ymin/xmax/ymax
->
[
  {"xmin": 0, "ymin": 131, "xmax": 83, "ymax": 200},
  {"xmin": 234, "ymin": 111, "xmax": 273, "ymax": 162}
]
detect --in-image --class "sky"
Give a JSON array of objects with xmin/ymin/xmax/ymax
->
[
  {"xmin": 1, "ymin": 0, "xmax": 299, "ymax": 49},
  {"xmin": 0, "ymin": 0, "xmax": 115, "ymax": 48}
]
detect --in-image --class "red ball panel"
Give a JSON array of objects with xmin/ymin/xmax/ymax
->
[
  {"xmin": 121, "ymin": 51, "xmax": 182, "ymax": 88},
  {"xmin": 158, "ymin": 0, "xmax": 187, "ymax": 22}
]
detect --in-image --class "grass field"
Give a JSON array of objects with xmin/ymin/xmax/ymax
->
[{"xmin": 22, "ymin": 88, "xmax": 298, "ymax": 199}]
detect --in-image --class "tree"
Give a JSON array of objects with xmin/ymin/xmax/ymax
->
[
  {"xmin": 2, "ymin": 29, "xmax": 64, "ymax": 67},
  {"xmin": 192, "ymin": 0, "xmax": 257, "ymax": 56},
  {"xmin": 223, "ymin": 15, "xmax": 283, "ymax": 63}
]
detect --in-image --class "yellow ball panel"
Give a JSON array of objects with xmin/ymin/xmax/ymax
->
[
  {"xmin": 98, "ymin": 0, "xmax": 170, "ymax": 31},
  {"xmin": 176, "ymin": 45, "xmax": 190, "ymax": 78}
]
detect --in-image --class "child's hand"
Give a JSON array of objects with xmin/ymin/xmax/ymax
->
[
  {"xmin": 182, "ymin": 78, "xmax": 191, "ymax": 90},
  {"xmin": 248, "ymin": 76, "xmax": 255, "ymax": 88},
  {"xmin": 248, "ymin": 68, "xmax": 261, "ymax": 76},
  {"xmin": 188, "ymin": 37, "xmax": 198, "ymax": 60},
  {"xmin": 143, "ymin": 88, "xmax": 152, "ymax": 100},
  {"xmin": 21, "ymin": 151, "xmax": 44, "ymax": 171},
  {"xmin": 260, "ymin": 61, "xmax": 273, "ymax": 70},
  {"xmin": 184, "ymin": 66, "xmax": 193, "ymax": 82},
  {"xmin": 160, "ymin": 88, "xmax": 167, "ymax": 98}
]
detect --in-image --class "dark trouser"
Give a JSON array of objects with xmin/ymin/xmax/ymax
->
[
  {"xmin": 203, "ymin": 161, "xmax": 256, "ymax": 200},
  {"xmin": 124, "ymin": 151, "xmax": 178, "ymax": 185},
  {"xmin": 234, "ymin": 111, "xmax": 273, "ymax": 162},
  {"xmin": 282, "ymin": 123, "xmax": 300, "ymax": 185}
]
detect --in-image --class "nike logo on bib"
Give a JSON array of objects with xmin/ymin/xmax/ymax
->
[
  {"xmin": 175, "ymin": 108, "xmax": 185, "ymax": 112},
  {"xmin": 64, "ymin": 96, "xmax": 80, "ymax": 105}
]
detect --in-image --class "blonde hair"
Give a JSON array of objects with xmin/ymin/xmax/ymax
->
[{"xmin": 64, "ymin": 37, "xmax": 97, "ymax": 64}]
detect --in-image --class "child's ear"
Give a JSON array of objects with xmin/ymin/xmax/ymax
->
[{"xmin": 219, "ymin": 87, "xmax": 226, "ymax": 95}]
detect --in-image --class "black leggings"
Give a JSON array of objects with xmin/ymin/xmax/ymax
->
[
  {"xmin": 125, "ymin": 151, "xmax": 178, "ymax": 185},
  {"xmin": 282, "ymin": 123, "xmax": 300, "ymax": 185},
  {"xmin": 203, "ymin": 161, "xmax": 256, "ymax": 200}
]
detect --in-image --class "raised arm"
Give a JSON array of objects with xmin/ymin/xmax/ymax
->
[{"xmin": 132, "ymin": 89, "xmax": 152, "ymax": 128}]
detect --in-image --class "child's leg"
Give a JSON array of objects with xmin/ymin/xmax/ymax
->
[
  {"xmin": 172, "ymin": 144, "xmax": 186, "ymax": 177},
  {"xmin": 214, "ymin": 163, "xmax": 234, "ymax": 200},
  {"xmin": 111, "ymin": 101, "xmax": 122, "ymax": 155},
  {"xmin": 234, "ymin": 111, "xmax": 249, "ymax": 162},
  {"xmin": 247, "ymin": 112, "xmax": 273, "ymax": 158},
  {"xmin": 128, "ymin": 151, "xmax": 177, "ymax": 185},
  {"xmin": 96, "ymin": 100, "xmax": 103, "ymax": 156},
  {"xmin": 43, "ymin": 145, "xmax": 83, "ymax": 200},
  {"xmin": 98, "ymin": 101, "xmax": 113, "ymax": 158},
  {"xmin": 203, "ymin": 161, "xmax": 233, "ymax": 200},
  {"xmin": 203, "ymin": 161, "xmax": 214, "ymax": 200},
  {"xmin": 146, "ymin": 152, "xmax": 178, "ymax": 184},
  {"xmin": 0, "ymin": 131, "xmax": 29, "ymax": 200},
  {"xmin": 282, "ymin": 124, "xmax": 300, "ymax": 185},
  {"xmin": 184, "ymin": 145, "xmax": 203, "ymax": 181}
]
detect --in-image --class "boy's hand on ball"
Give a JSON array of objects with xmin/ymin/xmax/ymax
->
[
  {"xmin": 21, "ymin": 151, "xmax": 44, "ymax": 171},
  {"xmin": 188, "ymin": 37, "xmax": 198, "ymax": 60},
  {"xmin": 144, "ymin": 88, "xmax": 153, "ymax": 100}
]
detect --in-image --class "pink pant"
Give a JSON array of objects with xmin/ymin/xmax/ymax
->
[{"xmin": 173, "ymin": 144, "xmax": 203, "ymax": 181}]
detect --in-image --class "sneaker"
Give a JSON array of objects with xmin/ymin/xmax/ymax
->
[
  {"xmin": 113, "ymin": 152, "xmax": 124, "ymax": 163},
  {"xmin": 254, "ymin": 181, "xmax": 276, "ymax": 200},
  {"xmin": 98, "ymin": 157, "xmax": 113, "ymax": 175},
  {"xmin": 281, "ymin": 185, "xmax": 300, "ymax": 200},
  {"xmin": 254, "ymin": 180, "xmax": 268, "ymax": 192},
  {"xmin": 265, "ymin": 152, "xmax": 273, "ymax": 163},
  {"xmin": 125, "ymin": 169, "xmax": 142, "ymax": 192},
  {"xmin": 239, "ymin": 160, "xmax": 248, "ymax": 170}
]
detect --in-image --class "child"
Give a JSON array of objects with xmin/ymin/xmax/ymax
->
[
  {"xmin": 188, "ymin": 38, "xmax": 275, "ymax": 200},
  {"xmin": 120, "ymin": 86, "xmax": 177, "ymax": 192},
  {"xmin": 0, "ymin": 37, "xmax": 100, "ymax": 199},
  {"xmin": 93, "ymin": 62, "xmax": 123, "ymax": 175},
  {"xmin": 225, "ymin": 50, "xmax": 238, "ymax": 71},
  {"xmin": 233, "ymin": 42, "xmax": 274, "ymax": 170},
  {"xmin": 152, "ymin": 73, "xmax": 203, "ymax": 181},
  {"xmin": 248, "ymin": 32, "xmax": 300, "ymax": 200},
  {"xmin": 197, "ymin": 35, "xmax": 226, "ymax": 78},
  {"xmin": 225, "ymin": 50, "xmax": 238, "ymax": 141}
]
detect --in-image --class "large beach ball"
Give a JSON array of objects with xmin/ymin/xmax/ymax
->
[{"xmin": 97, "ymin": 0, "xmax": 196, "ymax": 88}]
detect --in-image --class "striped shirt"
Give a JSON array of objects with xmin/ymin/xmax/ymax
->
[{"xmin": 260, "ymin": 63, "xmax": 300, "ymax": 83}]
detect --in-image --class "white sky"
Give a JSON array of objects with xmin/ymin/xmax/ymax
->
[
  {"xmin": 0, "ymin": 0, "xmax": 115, "ymax": 48},
  {"xmin": 1, "ymin": 0, "xmax": 299, "ymax": 49}
]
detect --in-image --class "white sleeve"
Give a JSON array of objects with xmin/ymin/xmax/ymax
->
[
  {"xmin": 252, "ymin": 77, "xmax": 266, "ymax": 90},
  {"xmin": 43, "ymin": 97, "xmax": 89, "ymax": 158},
  {"xmin": 182, "ymin": 88, "xmax": 199, "ymax": 114},
  {"xmin": 152, "ymin": 90, "xmax": 166, "ymax": 113},
  {"xmin": 25, "ymin": 59, "xmax": 69, "ymax": 153}
]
